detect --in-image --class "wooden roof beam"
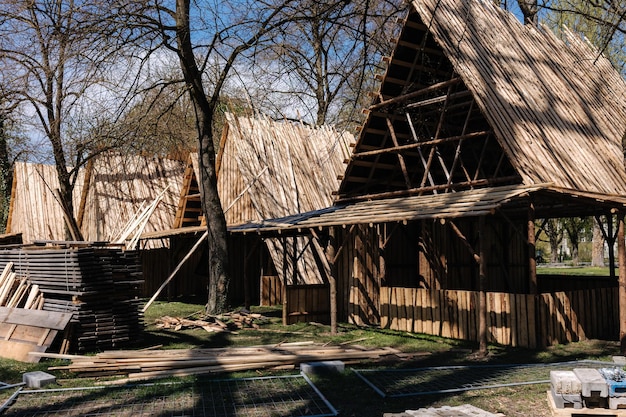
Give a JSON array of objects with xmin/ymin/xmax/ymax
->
[
  {"xmin": 385, "ymin": 117, "xmax": 412, "ymax": 189},
  {"xmin": 352, "ymin": 130, "xmax": 492, "ymax": 159},
  {"xmin": 405, "ymin": 90, "xmax": 472, "ymax": 109},
  {"xmin": 337, "ymin": 175, "xmax": 522, "ymax": 203},
  {"xmin": 382, "ymin": 56, "xmax": 452, "ymax": 79},
  {"xmin": 370, "ymin": 77, "xmax": 462, "ymax": 111},
  {"xmin": 393, "ymin": 39, "xmax": 444, "ymax": 57}
]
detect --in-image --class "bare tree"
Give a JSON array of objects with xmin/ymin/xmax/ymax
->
[
  {"xmin": 0, "ymin": 109, "xmax": 11, "ymax": 233},
  {"xmin": 249, "ymin": 0, "xmax": 405, "ymax": 127},
  {"xmin": 0, "ymin": 0, "xmax": 138, "ymax": 240},
  {"xmin": 543, "ymin": 0, "xmax": 625, "ymax": 73}
]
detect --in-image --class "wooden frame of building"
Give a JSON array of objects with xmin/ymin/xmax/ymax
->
[{"xmin": 229, "ymin": 0, "xmax": 626, "ymax": 348}]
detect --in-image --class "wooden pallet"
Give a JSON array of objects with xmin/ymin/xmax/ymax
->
[
  {"xmin": 548, "ymin": 391, "xmax": 626, "ymax": 416},
  {"xmin": 0, "ymin": 307, "xmax": 72, "ymax": 362}
]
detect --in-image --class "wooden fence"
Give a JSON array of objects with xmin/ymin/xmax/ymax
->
[
  {"xmin": 260, "ymin": 276, "xmax": 330, "ymax": 325},
  {"xmin": 379, "ymin": 286, "xmax": 618, "ymax": 348}
]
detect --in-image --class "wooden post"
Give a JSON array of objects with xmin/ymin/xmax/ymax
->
[
  {"xmin": 478, "ymin": 216, "xmax": 488, "ymax": 354},
  {"xmin": 243, "ymin": 237, "xmax": 250, "ymax": 311},
  {"xmin": 618, "ymin": 213, "xmax": 626, "ymax": 353},
  {"xmin": 528, "ymin": 201, "xmax": 537, "ymax": 294},
  {"xmin": 326, "ymin": 227, "xmax": 338, "ymax": 335},
  {"xmin": 282, "ymin": 237, "xmax": 288, "ymax": 326},
  {"xmin": 608, "ymin": 214, "xmax": 617, "ymax": 281}
]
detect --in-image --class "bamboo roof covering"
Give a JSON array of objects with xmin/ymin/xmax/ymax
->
[
  {"xmin": 217, "ymin": 113, "xmax": 354, "ymax": 225},
  {"xmin": 80, "ymin": 153, "xmax": 185, "ymax": 243},
  {"xmin": 229, "ymin": 184, "xmax": 626, "ymax": 236},
  {"xmin": 338, "ymin": 0, "xmax": 626, "ymax": 201},
  {"xmin": 6, "ymin": 154, "xmax": 185, "ymax": 246},
  {"xmin": 6, "ymin": 162, "xmax": 85, "ymax": 242}
]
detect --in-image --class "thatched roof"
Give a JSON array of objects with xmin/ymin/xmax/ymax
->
[
  {"xmin": 6, "ymin": 154, "xmax": 185, "ymax": 245},
  {"xmin": 173, "ymin": 113, "xmax": 354, "ymax": 229},
  {"xmin": 338, "ymin": 0, "xmax": 626, "ymax": 201},
  {"xmin": 229, "ymin": 0, "xmax": 626, "ymax": 236}
]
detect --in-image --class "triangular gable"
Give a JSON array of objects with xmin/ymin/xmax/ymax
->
[{"xmin": 339, "ymin": 0, "xmax": 626, "ymax": 201}]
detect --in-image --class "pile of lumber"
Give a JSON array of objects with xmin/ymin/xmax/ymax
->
[
  {"xmin": 0, "ymin": 262, "xmax": 44, "ymax": 310},
  {"xmin": 0, "ymin": 247, "xmax": 143, "ymax": 353},
  {"xmin": 43, "ymin": 342, "xmax": 400, "ymax": 383}
]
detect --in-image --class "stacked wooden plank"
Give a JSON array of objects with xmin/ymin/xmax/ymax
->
[
  {"xmin": 0, "ymin": 247, "xmax": 143, "ymax": 353},
  {"xmin": 0, "ymin": 262, "xmax": 44, "ymax": 310},
  {"xmin": 44, "ymin": 342, "xmax": 400, "ymax": 383}
]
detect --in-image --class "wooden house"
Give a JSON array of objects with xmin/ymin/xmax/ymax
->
[
  {"xmin": 142, "ymin": 113, "xmax": 354, "ymax": 308},
  {"xmin": 229, "ymin": 0, "xmax": 626, "ymax": 348}
]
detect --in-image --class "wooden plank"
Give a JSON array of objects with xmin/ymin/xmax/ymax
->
[
  {"xmin": 414, "ymin": 288, "xmax": 423, "ymax": 334},
  {"xmin": 379, "ymin": 287, "xmax": 389, "ymax": 328},
  {"xmin": 0, "ymin": 338, "xmax": 53, "ymax": 363},
  {"xmin": 0, "ymin": 307, "xmax": 72, "ymax": 330}
]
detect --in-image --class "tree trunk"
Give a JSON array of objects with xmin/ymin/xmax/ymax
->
[
  {"xmin": 176, "ymin": 0, "xmax": 230, "ymax": 314},
  {"xmin": 592, "ymin": 218, "xmax": 605, "ymax": 267},
  {"xmin": 0, "ymin": 114, "xmax": 11, "ymax": 234}
]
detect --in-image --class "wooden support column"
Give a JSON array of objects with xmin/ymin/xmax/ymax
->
[
  {"xmin": 243, "ymin": 237, "xmax": 250, "ymax": 310},
  {"xmin": 618, "ymin": 213, "xmax": 626, "ymax": 353},
  {"xmin": 445, "ymin": 217, "xmax": 487, "ymax": 353},
  {"xmin": 327, "ymin": 227, "xmax": 338, "ymax": 335},
  {"xmin": 282, "ymin": 236, "xmax": 288, "ymax": 326},
  {"xmin": 478, "ymin": 216, "xmax": 488, "ymax": 355},
  {"xmin": 310, "ymin": 228, "xmax": 338, "ymax": 335},
  {"xmin": 528, "ymin": 201, "xmax": 537, "ymax": 294}
]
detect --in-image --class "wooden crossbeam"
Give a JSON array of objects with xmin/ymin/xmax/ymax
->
[
  {"xmin": 352, "ymin": 131, "xmax": 492, "ymax": 159},
  {"xmin": 369, "ymin": 78, "xmax": 461, "ymax": 111}
]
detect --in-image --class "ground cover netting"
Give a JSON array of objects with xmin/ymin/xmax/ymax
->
[
  {"xmin": 2, "ymin": 374, "xmax": 337, "ymax": 417},
  {"xmin": 353, "ymin": 360, "xmax": 615, "ymax": 398}
]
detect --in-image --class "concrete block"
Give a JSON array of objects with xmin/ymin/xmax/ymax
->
[
  {"xmin": 550, "ymin": 387, "xmax": 583, "ymax": 409},
  {"xmin": 22, "ymin": 371, "xmax": 56, "ymax": 388},
  {"xmin": 550, "ymin": 370, "xmax": 582, "ymax": 394},
  {"xmin": 300, "ymin": 360, "xmax": 345, "ymax": 375},
  {"xmin": 613, "ymin": 356, "xmax": 626, "ymax": 365},
  {"xmin": 573, "ymin": 368, "xmax": 609, "ymax": 397},
  {"xmin": 609, "ymin": 396, "xmax": 626, "ymax": 410}
]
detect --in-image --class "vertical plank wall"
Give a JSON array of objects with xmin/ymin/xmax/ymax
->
[{"xmin": 379, "ymin": 287, "xmax": 618, "ymax": 348}]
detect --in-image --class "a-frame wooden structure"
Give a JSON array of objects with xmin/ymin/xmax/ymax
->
[{"xmin": 230, "ymin": 0, "xmax": 626, "ymax": 349}]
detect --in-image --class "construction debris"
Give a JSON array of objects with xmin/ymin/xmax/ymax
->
[
  {"xmin": 384, "ymin": 405, "xmax": 505, "ymax": 417},
  {"xmin": 155, "ymin": 310, "xmax": 270, "ymax": 333},
  {"xmin": 37, "ymin": 342, "xmax": 400, "ymax": 384}
]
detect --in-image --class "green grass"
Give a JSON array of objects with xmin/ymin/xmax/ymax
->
[
  {"xmin": 537, "ymin": 265, "xmax": 613, "ymax": 275},
  {"xmin": 1, "ymin": 300, "xmax": 623, "ymax": 417}
]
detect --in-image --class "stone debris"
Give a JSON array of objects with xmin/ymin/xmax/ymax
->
[{"xmin": 383, "ymin": 404, "xmax": 505, "ymax": 416}]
